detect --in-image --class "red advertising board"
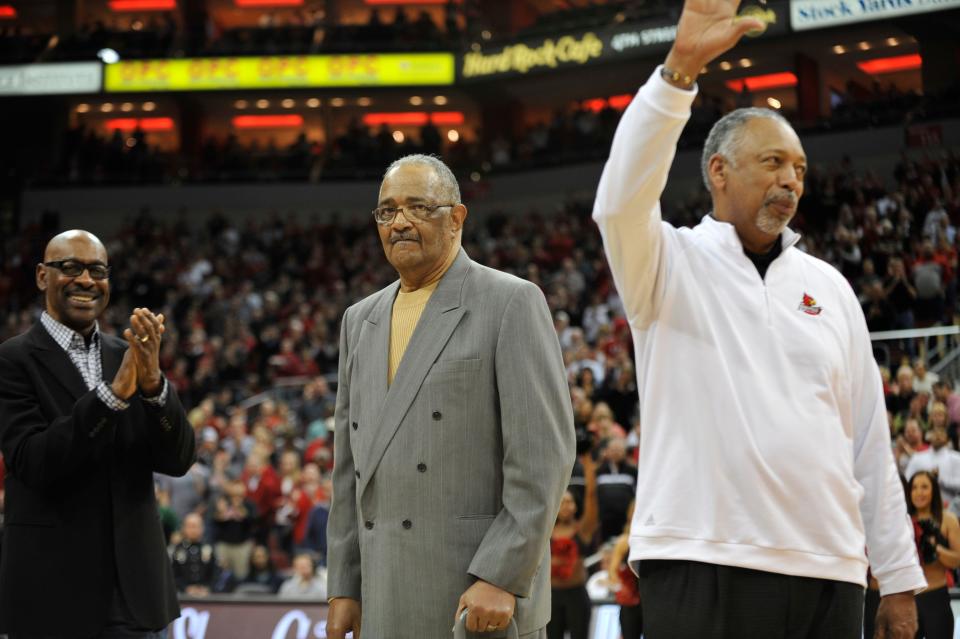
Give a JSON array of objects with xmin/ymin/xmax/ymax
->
[{"xmin": 170, "ymin": 598, "xmax": 330, "ymax": 639}]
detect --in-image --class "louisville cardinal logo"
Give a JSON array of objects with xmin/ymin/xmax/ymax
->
[{"xmin": 798, "ymin": 292, "xmax": 822, "ymax": 315}]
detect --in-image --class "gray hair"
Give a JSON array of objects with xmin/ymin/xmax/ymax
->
[
  {"xmin": 384, "ymin": 154, "xmax": 461, "ymax": 205},
  {"xmin": 700, "ymin": 108, "xmax": 793, "ymax": 191}
]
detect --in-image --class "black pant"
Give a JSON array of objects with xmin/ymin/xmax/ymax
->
[
  {"xmin": 863, "ymin": 588, "xmax": 881, "ymax": 639},
  {"xmin": 916, "ymin": 586, "xmax": 954, "ymax": 639},
  {"xmin": 619, "ymin": 603, "xmax": 643, "ymax": 639},
  {"xmin": 637, "ymin": 560, "xmax": 864, "ymax": 639},
  {"xmin": 546, "ymin": 584, "xmax": 591, "ymax": 639}
]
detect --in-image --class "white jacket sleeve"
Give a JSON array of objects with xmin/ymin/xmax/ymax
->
[
  {"xmin": 591, "ymin": 66, "xmax": 697, "ymax": 330},
  {"xmin": 848, "ymin": 297, "xmax": 926, "ymax": 596}
]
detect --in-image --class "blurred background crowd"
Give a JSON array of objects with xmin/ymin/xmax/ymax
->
[
  {"xmin": 0, "ymin": 143, "xmax": 958, "ymax": 613},
  {"xmin": 0, "ymin": 0, "xmax": 959, "ymax": 634}
]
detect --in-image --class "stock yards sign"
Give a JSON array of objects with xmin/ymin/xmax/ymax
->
[
  {"xmin": 460, "ymin": 2, "xmax": 787, "ymax": 81},
  {"xmin": 791, "ymin": 0, "xmax": 960, "ymax": 30}
]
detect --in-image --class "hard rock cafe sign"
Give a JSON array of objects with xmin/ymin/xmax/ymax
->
[
  {"xmin": 461, "ymin": 33, "xmax": 604, "ymax": 79},
  {"xmin": 459, "ymin": 2, "xmax": 787, "ymax": 82}
]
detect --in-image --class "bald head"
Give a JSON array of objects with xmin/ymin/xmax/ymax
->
[
  {"xmin": 44, "ymin": 230, "xmax": 107, "ymax": 263},
  {"xmin": 37, "ymin": 229, "xmax": 110, "ymax": 336}
]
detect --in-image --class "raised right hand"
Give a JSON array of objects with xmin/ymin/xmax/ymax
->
[
  {"xmin": 326, "ymin": 598, "xmax": 361, "ymax": 639},
  {"xmin": 111, "ymin": 346, "xmax": 138, "ymax": 400},
  {"xmin": 665, "ymin": 0, "xmax": 766, "ymax": 79}
]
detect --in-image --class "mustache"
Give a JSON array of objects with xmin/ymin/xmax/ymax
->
[
  {"xmin": 390, "ymin": 233, "xmax": 420, "ymax": 244},
  {"xmin": 764, "ymin": 192, "xmax": 798, "ymax": 207}
]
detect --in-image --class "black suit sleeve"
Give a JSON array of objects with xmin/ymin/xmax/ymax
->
[
  {"xmin": 0, "ymin": 353, "xmax": 123, "ymax": 492},
  {"xmin": 143, "ymin": 384, "xmax": 196, "ymax": 477}
]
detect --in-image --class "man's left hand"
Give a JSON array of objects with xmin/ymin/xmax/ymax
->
[
  {"xmin": 123, "ymin": 307, "xmax": 166, "ymax": 396},
  {"xmin": 455, "ymin": 580, "xmax": 515, "ymax": 634},
  {"xmin": 874, "ymin": 591, "xmax": 917, "ymax": 639}
]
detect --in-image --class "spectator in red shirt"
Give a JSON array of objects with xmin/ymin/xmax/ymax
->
[
  {"xmin": 275, "ymin": 449, "xmax": 308, "ymax": 554},
  {"xmin": 242, "ymin": 447, "xmax": 281, "ymax": 544},
  {"xmin": 292, "ymin": 462, "xmax": 328, "ymax": 547}
]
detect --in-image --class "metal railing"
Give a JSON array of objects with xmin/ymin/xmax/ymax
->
[{"xmin": 869, "ymin": 325, "xmax": 960, "ymax": 381}]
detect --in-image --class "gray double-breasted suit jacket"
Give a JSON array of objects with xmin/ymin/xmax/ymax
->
[{"xmin": 327, "ymin": 249, "xmax": 575, "ymax": 638}]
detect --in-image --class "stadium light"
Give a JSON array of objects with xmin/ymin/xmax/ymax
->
[
  {"xmin": 725, "ymin": 72, "xmax": 798, "ymax": 92},
  {"xmin": 584, "ymin": 98, "xmax": 606, "ymax": 113},
  {"xmin": 857, "ymin": 54, "xmax": 922, "ymax": 75},
  {"xmin": 108, "ymin": 0, "xmax": 176, "ymax": 10},
  {"xmin": 362, "ymin": 112, "xmax": 464, "ymax": 126},
  {"xmin": 365, "ymin": 0, "xmax": 454, "ymax": 4},
  {"xmin": 98, "ymin": 48, "xmax": 121, "ymax": 65},
  {"xmin": 107, "ymin": 117, "xmax": 175, "ymax": 131},
  {"xmin": 430, "ymin": 112, "xmax": 463, "ymax": 125},
  {"xmin": 233, "ymin": 115, "xmax": 304, "ymax": 128},
  {"xmin": 580, "ymin": 94, "xmax": 635, "ymax": 113},
  {"xmin": 234, "ymin": 0, "xmax": 303, "ymax": 5}
]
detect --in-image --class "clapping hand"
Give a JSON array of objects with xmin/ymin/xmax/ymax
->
[{"xmin": 122, "ymin": 307, "xmax": 166, "ymax": 397}]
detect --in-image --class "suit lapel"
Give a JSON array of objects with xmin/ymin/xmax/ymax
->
[
  {"xmin": 359, "ymin": 250, "xmax": 471, "ymax": 497},
  {"xmin": 355, "ymin": 281, "xmax": 397, "ymax": 445},
  {"xmin": 26, "ymin": 323, "xmax": 89, "ymax": 401}
]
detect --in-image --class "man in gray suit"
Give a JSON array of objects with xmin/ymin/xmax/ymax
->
[{"xmin": 326, "ymin": 154, "xmax": 575, "ymax": 639}]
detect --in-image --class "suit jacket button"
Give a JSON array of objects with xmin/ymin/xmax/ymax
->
[
  {"xmin": 432, "ymin": 411, "xmax": 441, "ymax": 420},
  {"xmin": 402, "ymin": 519, "xmax": 412, "ymax": 529},
  {"xmin": 417, "ymin": 463, "xmax": 427, "ymax": 473},
  {"xmin": 355, "ymin": 470, "xmax": 360, "ymax": 479},
  {"xmin": 352, "ymin": 422, "xmax": 358, "ymax": 430},
  {"xmin": 365, "ymin": 521, "xmax": 374, "ymax": 530}
]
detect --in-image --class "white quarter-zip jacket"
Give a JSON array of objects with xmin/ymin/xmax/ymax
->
[{"xmin": 592, "ymin": 68, "xmax": 925, "ymax": 596}]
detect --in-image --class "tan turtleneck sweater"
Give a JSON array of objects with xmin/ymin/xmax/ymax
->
[{"xmin": 388, "ymin": 246, "xmax": 459, "ymax": 385}]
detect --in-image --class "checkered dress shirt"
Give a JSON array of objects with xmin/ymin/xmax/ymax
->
[{"xmin": 40, "ymin": 311, "xmax": 168, "ymax": 411}]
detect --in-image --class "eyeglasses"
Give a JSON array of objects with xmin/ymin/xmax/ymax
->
[
  {"xmin": 372, "ymin": 203, "xmax": 456, "ymax": 226},
  {"xmin": 43, "ymin": 260, "xmax": 111, "ymax": 280}
]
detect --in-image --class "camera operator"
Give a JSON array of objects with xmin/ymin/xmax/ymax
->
[{"xmin": 907, "ymin": 470, "xmax": 960, "ymax": 639}]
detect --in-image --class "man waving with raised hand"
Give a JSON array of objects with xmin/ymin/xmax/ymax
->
[{"xmin": 592, "ymin": 2, "xmax": 924, "ymax": 638}]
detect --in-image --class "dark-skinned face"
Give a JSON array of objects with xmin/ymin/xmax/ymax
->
[
  {"xmin": 36, "ymin": 232, "xmax": 110, "ymax": 336},
  {"xmin": 710, "ymin": 117, "xmax": 807, "ymax": 251},
  {"xmin": 376, "ymin": 164, "xmax": 464, "ymax": 281}
]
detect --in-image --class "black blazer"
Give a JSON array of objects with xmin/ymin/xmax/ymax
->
[{"xmin": 0, "ymin": 322, "xmax": 196, "ymax": 637}]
